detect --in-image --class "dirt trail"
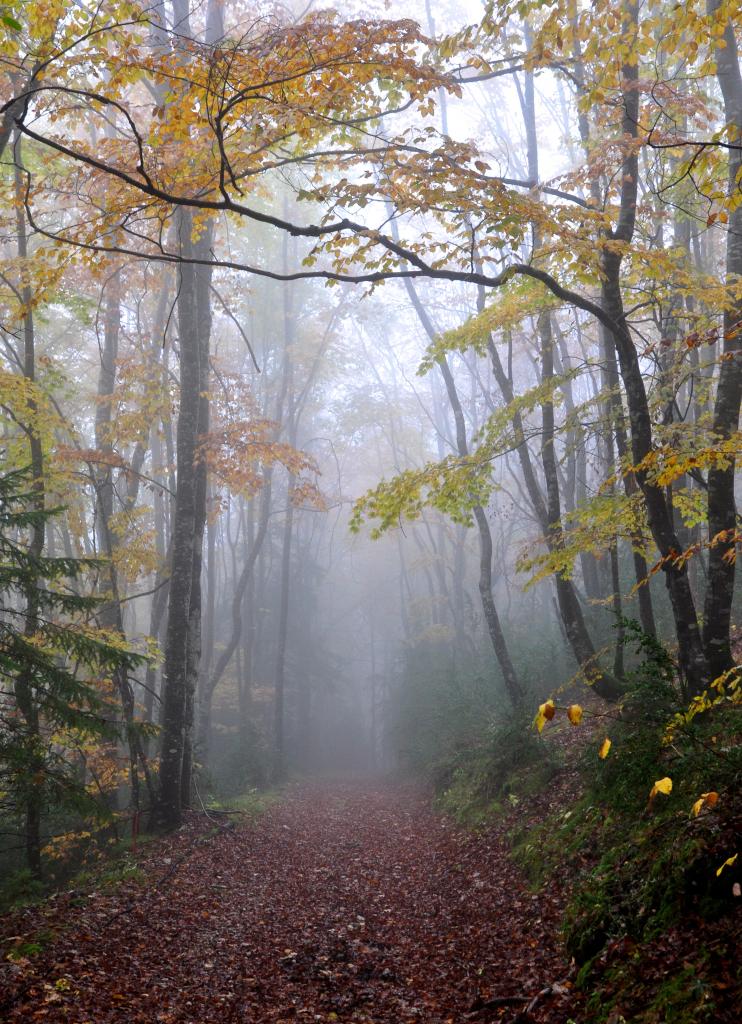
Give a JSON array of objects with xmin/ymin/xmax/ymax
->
[{"xmin": 1, "ymin": 784, "xmax": 573, "ymax": 1022}]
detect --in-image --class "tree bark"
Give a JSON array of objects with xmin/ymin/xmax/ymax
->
[
  {"xmin": 14, "ymin": 133, "xmax": 44, "ymax": 877},
  {"xmin": 704, "ymin": 1, "xmax": 742, "ymax": 679},
  {"xmin": 155, "ymin": 211, "xmax": 201, "ymax": 829},
  {"xmin": 594, "ymin": 2, "xmax": 709, "ymax": 695}
]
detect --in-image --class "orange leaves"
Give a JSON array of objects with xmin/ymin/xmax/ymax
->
[
  {"xmin": 691, "ymin": 791, "xmax": 719, "ymax": 817},
  {"xmin": 632, "ymin": 438, "xmax": 742, "ymax": 491},
  {"xmin": 197, "ymin": 420, "xmax": 312, "ymax": 496},
  {"xmin": 57, "ymin": 446, "xmax": 127, "ymax": 470},
  {"xmin": 198, "ymin": 392, "xmax": 318, "ymax": 499},
  {"xmin": 289, "ymin": 480, "xmax": 326, "ymax": 511}
]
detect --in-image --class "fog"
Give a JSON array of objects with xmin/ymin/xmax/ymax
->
[{"xmin": 1, "ymin": 0, "xmax": 737, "ymax": 826}]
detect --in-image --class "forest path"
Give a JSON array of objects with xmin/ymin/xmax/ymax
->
[{"xmin": 1, "ymin": 783, "xmax": 572, "ymax": 1023}]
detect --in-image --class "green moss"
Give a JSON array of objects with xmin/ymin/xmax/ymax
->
[
  {"xmin": 510, "ymin": 797, "xmax": 603, "ymax": 889},
  {"xmin": 583, "ymin": 954, "xmax": 719, "ymax": 1024}
]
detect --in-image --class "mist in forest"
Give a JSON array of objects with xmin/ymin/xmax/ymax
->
[
  {"xmin": 2, "ymin": 2, "xmax": 740, "ymax": 1018},
  {"xmin": 1, "ymin": 0, "xmax": 740, "ymax": 870}
]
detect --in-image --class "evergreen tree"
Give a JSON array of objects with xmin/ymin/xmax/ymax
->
[{"xmin": 0, "ymin": 466, "xmax": 145, "ymax": 876}]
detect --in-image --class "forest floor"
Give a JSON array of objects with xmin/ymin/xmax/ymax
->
[{"xmin": 0, "ymin": 783, "xmax": 577, "ymax": 1024}]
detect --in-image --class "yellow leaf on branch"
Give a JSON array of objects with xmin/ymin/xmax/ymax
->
[
  {"xmin": 534, "ymin": 699, "xmax": 555, "ymax": 733},
  {"xmin": 567, "ymin": 704, "xmax": 583, "ymax": 726},
  {"xmin": 598, "ymin": 737, "xmax": 611, "ymax": 759}
]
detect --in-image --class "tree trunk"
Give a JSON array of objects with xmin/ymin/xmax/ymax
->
[
  {"xmin": 14, "ymin": 134, "xmax": 44, "ymax": 877},
  {"xmin": 704, "ymin": 2, "xmax": 742, "ymax": 679},
  {"xmin": 593, "ymin": 2, "xmax": 708, "ymax": 695},
  {"xmin": 93, "ymin": 267, "xmax": 143, "ymax": 812},
  {"xmin": 399, "ymin": 274, "xmax": 523, "ymax": 707},
  {"xmin": 181, "ymin": 230, "xmax": 213, "ymax": 809},
  {"xmin": 155, "ymin": 211, "xmax": 201, "ymax": 829}
]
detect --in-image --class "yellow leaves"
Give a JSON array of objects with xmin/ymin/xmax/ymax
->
[
  {"xmin": 691, "ymin": 791, "xmax": 719, "ymax": 817},
  {"xmin": 567, "ymin": 704, "xmax": 583, "ymax": 726},
  {"xmin": 42, "ymin": 828, "xmax": 93, "ymax": 860},
  {"xmin": 534, "ymin": 699, "xmax": 555, "ymax": 733},
  {"xmin": 632, "ymin": 436, "xmax": 742, "ymax": 490},
  {"xmin": 598, "ymin": 737, "xmax": 612, "ymax": 760},
  {"xmin": 649, "ymin": 777, "xmax": 673, "ymax": 799},
  {"xmin": 532, "ymin": 700, "xmax": 586, "ymax": 733},
  {"xmin": 418, "ymin": 279, "xmax": 561, "ymax": 371},
  {"xmin": 716, "ymin": 854, "xmax": 737, "ymax": 877},
  {"xmin": 664, "ymin": 668, "xmax": 742, "ymax": 744}
]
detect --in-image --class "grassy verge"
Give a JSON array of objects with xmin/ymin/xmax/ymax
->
[{"xmin": 205, "ymin": 786, "xmax": 282, "ymax": 820}]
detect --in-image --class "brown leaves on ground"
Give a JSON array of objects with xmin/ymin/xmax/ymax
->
[{"xmin": 0, "ymin": 784, "xmax": 574, "ymax": 1023}]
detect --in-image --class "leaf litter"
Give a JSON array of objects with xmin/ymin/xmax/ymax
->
[{"xmin": 0, "ymin": 783, "xmax": 575, "ymax": 1022}]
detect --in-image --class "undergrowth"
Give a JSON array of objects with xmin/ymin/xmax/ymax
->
[
  {"xmin": 434, "ymin": 715, "xmax": 560, "ymax": 825},
  {"xmin": 429, "ymin": 626, "xmax": 741, "ymax": 1022},
  {"xmin": 0, "ymin": 786, "xmax": 279, "ymax": 917}
]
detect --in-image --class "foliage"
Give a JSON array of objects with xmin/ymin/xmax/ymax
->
[
  {"xmin": 0, "ymin": 467, "xmax": 146, "ymax": 866},
  {"xmin": 351, "ymin": 370, "xmax": 581, "ymax": 536},
  {"xmin": 510, "ymin": 626, "xmax": 740, "ymax": 1017}
]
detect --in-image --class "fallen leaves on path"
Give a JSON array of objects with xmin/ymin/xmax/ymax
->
[{"xmin": 0, "ymin": 784, "xmax": 574, "ymax": 1023}]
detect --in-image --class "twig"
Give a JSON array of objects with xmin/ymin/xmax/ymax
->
[
  {"xmin": 466, "ymin": 994, "xmax": 528, "ymax": 1016},
  {"xmin": 507, "ymin": 966, "xmax": 576, "ymax": 1023}
]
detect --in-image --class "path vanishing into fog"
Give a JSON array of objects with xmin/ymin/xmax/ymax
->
[{"xmin": 1, "ymin": 785, "xmax": 574, "ymax": 1023}]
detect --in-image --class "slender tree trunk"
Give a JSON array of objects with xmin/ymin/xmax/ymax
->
[
  {"xmin": 199, "ymin": 478, "xmax": 272, "ymax": 752},
  {"xmin": 272, "ymin": 360, "xmax": 296, "ymax": 781},
  {"xmin": 181, "ymin": 231, "xmax": 213, "ymax": 808},
  {"xmin": 539, "ymin": 310, "xmax": 625, "ymax": 695},
  {"xmin": 399, "ymin": 274, "xmax": 523, "ymax": 707},
  {"xmin": 155, "ymin": 211, "xmax": 201, "ymax": 829},
  {"xmin": 273, "ymin": 477, "xmax": 294, "ymax": 781},
  {"xmin": 571, "ymin": 6, "xmax": 656, "ymax": 638},
  {"xmin": 593, "ymin": 2, "xmax": 708, "ymax": 695},
  {"xmin": 704, "ymin": 2, "xmax": 742, "ymax": 679},
  {"xmin": 14, "ymin": 133, "xmax": 44, "ymax": 877},
  {"xmin": 93, "ymin": 268, "xmax": 143, "ymax": 812}
]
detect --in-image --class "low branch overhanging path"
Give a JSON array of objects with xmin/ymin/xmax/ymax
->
[{"xmin": 0, "ymin": 785, "xmax": 574, "ymax": 1023}]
